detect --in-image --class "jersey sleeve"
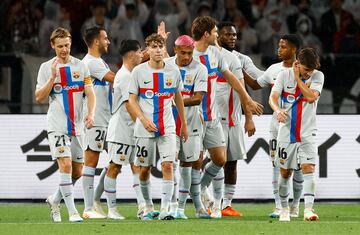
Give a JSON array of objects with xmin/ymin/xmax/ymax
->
[
  {"xmin": 194, "ymin": 64, "xmax": 208, "ymax": 93},
  {"xmin": 82, "ymin": 63, "xmax": 93, "ymax": 87},
  {"xmin": 243, "ymin": 55, "xmax": 264, "ymax": 78},
  {"xmin": 35, "ymin": 63, "xmax": 48, "ymax": 90},
  {"xmin": 310, "ymin": 71, "xmax": 324, "ymax": 95},
  {"xmin": 256, "ymin": 69, "xmax": 273, "ymax": 88},
  {"xmin": 271, "ymin": 70, "xmax": 285, "ymax": 94},
  {"xmin": 128, "ymin": 68, "xmax": 140, "ymax": 95},
  {"xmin": 87, "ymin": 59, "xmax": 110, "ymax": 81}
]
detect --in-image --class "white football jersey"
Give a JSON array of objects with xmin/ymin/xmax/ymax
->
[
  {"xmin": 82, "ymin": 54, "xmax": 112, "ymax": 127},
  {"xmin": 272, "ymin": 69, "xmax": 324, "ymax": 143},
  {"xmin": 193, "ymin": 45, "xmax": 229, "ymax": 122},
  {"xmin": 129, "ymin": 61, "xmax": 183, "ymax": 138},
  {"xmin": 216, "ymin": 48, "xmax": 244, "ymax": 126},
  {"xmin": 36, "ymin": 56, "xmax": 92, "ymax": 136},
  {"xmin": 165, "ymin": 56, "xmax": 207, "ymax": 136}
]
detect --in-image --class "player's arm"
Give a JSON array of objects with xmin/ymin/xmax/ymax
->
[
  {"xmin": 35, "ymin": 59, "xmax": 58, "ymax": 103},
  {"xmin": 174, "ymin": 91, "xmax": 188, "ymax": 142},
  {"xmin": 222, "ymin": 69, "xmax": 263, "ymax": 115},
  {"xmin": 269, "ymin": 75, "xmax": 287, "ymax": 123},
  {"xmin": 128, "ymin": 93, "xmax": 158, "ymax": 132},
  {"xmin": 84, "ymin": 77, "xmax": 96, "ymax": 129},
  {"xmin": 102, "ymin": 70, "xmax": 116, "ymax": 83},
  {"xmin": 183, "ymin": 91, "xmax": 204, "ymax": 107},
  {"xmin": 242, "ymin": 69, "xmax": 262, "ymax": 90},
  {"xmin": 239, "ymin": 79, "xmax": 256, "ymax": 136},
  {"xmin": 125, "ymin": 101, "xmax": 137, "ymax": 122},
  {"xmin": 293, "ymin": 61, "xmax": 319, "ymax": 103}
]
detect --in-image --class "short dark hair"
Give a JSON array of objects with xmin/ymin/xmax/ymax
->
[
  {"xmin": 280, "ymin": 34, "xmax": 301, "ymax": 51},
  {"xmin": 298, "ymin": 47, "xmax": 320, "ymax": 70},
  {"xmin": 191, "ymin": 16, "xmax": 217, "ymax": 41},
  {"xmin": 217, "ymin": 21, "xmax": 235, "ymax": 31},
  {"xmin": 83, "ymin": 26, "xmax": 105, "ymax": 47},
  {"xmin": 145, "ymin": 33, "xmax": 165, "ymax": 47},
  {"xmin": 119, "ymin": 39, "xmax": 141, "ymax": 56}
]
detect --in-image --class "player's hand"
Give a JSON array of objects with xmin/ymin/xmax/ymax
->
[
  {"xmin": 276, "ymin": 109, "xmax": 287, "ymax": 123},
  {"xmin": 180, "ymin": 124, "xmax": 188, "ymax": 142},
  {"xmin": 293, "ymin": 60, "xmax": 300, "ymax": 79},
  {"xmin": 51, "ymin": 58, "xmax": 59, "ymax": 79},
  {"xmin": 244, "ymin": 119, "xmax": 256, "ymax": 137},
  {"xmin": 140, "ymin": 116, "xmax": 158, "ymax": 132},
  {"xmin": 157, "ymin": 21, "xmax": 170, "ymax": 41},
  {"xmin": 84, "ymin": 113, "xmax": 94, "ymax": 129},
  {"xmin": 246, "ymin": 99, "xmax": 264, "ymax": 116}
]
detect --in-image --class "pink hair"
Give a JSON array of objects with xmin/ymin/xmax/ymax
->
[{"xmin": 175, "ymin": 35, "xmax": 195, "ymax": 47}]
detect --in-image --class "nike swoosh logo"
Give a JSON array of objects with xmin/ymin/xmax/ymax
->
[
  {"xmin": 287, "ymin": 86, "xmax": 294, "ymax": 89},
  {"xmin": 144, "ymin": 81, "xmax": 151, "ymax": 84},
  {"xmin": 306, "ymin": 158, "xmax": 313, "ymax": 160},
  {"xmin": 186, "ymin": 156, "xmax": 193, "ymax": 159},
  {"xmin": 76, "ymin": 157, "xmax": 82, "ymax": 160}
]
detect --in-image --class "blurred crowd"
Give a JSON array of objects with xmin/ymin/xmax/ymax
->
[{"xmin": 0, "ymin": 0, "xmax": 360, "ymax": 61}]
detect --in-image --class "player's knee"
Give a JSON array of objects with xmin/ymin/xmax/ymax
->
[
  {"xmin": 131, "ymin": 164, "xmax": 141, "ymax": 174},
  {"xmin": 161, "ymin": 161, "xmax": 173, "ymax": 175},
  {"xmin": 139, "ymin": 167, "xmax": 151, "ymax": 181},
  {"xmin": 301, "ymin": 164, "xmax": 315, "ymax": 174},
  {"xmin": 57, "ymin": 158, "xmax": 72, "ymax": 173},
  {"xmin": 280, "ymin": 168, "xmax": 292, "ymax": 179},
  {"xmin": 84, "ymin": 150, "xmax": 100, "ymax": 167},
  {"xmin": 107, "ymin": 163, "xmax": 121, "ymax": 178}
]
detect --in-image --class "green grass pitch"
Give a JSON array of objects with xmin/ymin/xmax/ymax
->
[{"xmin": 0, "ymin": 203, "xmax": 359, "ymax": 235}]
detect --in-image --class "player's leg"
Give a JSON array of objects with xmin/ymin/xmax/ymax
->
[
  {"xmin": 269, "ymin": 138, "xmax": 282, "ymax": 218},
  {"xmin": 47, "ymin": 132, "xmax": 81, "ymax": 222},
  {"xmin": 290, "ymin": 168, "xmax": 303, "ymax": 217},
  {"xmin": 177, "ymin": 160, "xmax": 192, "ymax": 219},
  {"xmin": 169, "ymin": 159, "xmax": 179, "ymax": 215},
  {"xmin": 201, "ymin": 120, "xmax": 226, "ymax": 193},
  {"xmin": 130, "ymin": 163, "xmax": 146, "ymax": 219},
  {"xmin": 93, "ymin": 165, "xmax": 108, "ymax": 216},
  {"xmin": 300, "ymin": 142, "xmax": 319, "ymax": 221},
  {"xmin": 158, "ymin": 134, "xmax": 177, "ymax": 220},
  {"xmin": 136, "ymin": 137, "xmax": 157, "ymax": 220},
  {"xmin": 104, "ymin": 162, "xmax": 124, "ymax": 219},
  {"xmin": 190, "ymin": 152, "xmax": 211, "ymax": 218},
  {"xmin": 277, "ymin": 141, "xmax": 297, "ymax": 222},
  {"xmin": 82, "ymin": 127, "xmax": 106, "ymax": 216},
  {"xmin": 221, "ymin": 124, "xmax": 245, "ymax": 217},
  {"xmin": 57, "ymin": 157, "xmax": 82, "ymax": 222}
]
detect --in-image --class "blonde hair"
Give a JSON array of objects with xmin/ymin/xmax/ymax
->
[{"xmin": 50, "ymin": 27, "xmax": 71, "ymax": 44}]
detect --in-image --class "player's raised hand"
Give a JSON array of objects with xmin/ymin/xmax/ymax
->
[
  {"xmin": 180, "ymin": 124, "xmax": 188, "ymax": 142},
  {"xmin": 244, "ymin": 119, "xmax": 256, "ymax": 137},
  {"xmin": 293, "ymin": 60, "xmax": 300, "ymax": 79},
  {"xmin": 140, "ymin": 116, "xmax": 158, "ymax": 132},
  {"xmin": 246, "ymin": 99, "xmax": 264, "ymax": 116},
  {"xmin": 276, "ymin": 109, "xmax": 287, "ymax": 123},
  {"xmin": 84, "ymin": 113, "xmax": 94, "ymax": 129},
  {"xmin": 157, "ymin": 21, "xmax": 170, "ymax": 41},
  {"xmin": 51, "ymin": 58, "xmax": 59, "ymax": 79}
]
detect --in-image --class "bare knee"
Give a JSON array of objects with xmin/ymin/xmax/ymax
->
[
  {"xmin": 71, "ymin": 161, "xmax": 83, "ymax": 180},
  {"xmin": 139, "ymin": 167, "xmax": 151, "ymax": 181},
  {"xmin": 192, "ymin": 152, "xmax": 203, "ymax": 170},
  {"xmin": 57, "ymin": 157, "xmax": 72, "ymax": 173},
  {"xmin": 84, "ymin": 150, "xmax": 100, "ymax": 168},
  {"xmin": 107, "ymin": 162, "xmax": 122, "ymax": 179},
  {"xmin": 161, "ymin": 161, "xmax": 173, "ymax": 180},
  {"xmin": 280, "ymin": 168, "xmax": 293, "ymax": 179},
  {"xmin": 131, "ymin": 163, "xmax": 141, "ymax": 174},
  {"xmin": 208, "ymin": 147, "xmax": 226, "ymax": 167},
  {"xmin": 301, "ymin": 164, "xmax": 315, "ymax": 174}
]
